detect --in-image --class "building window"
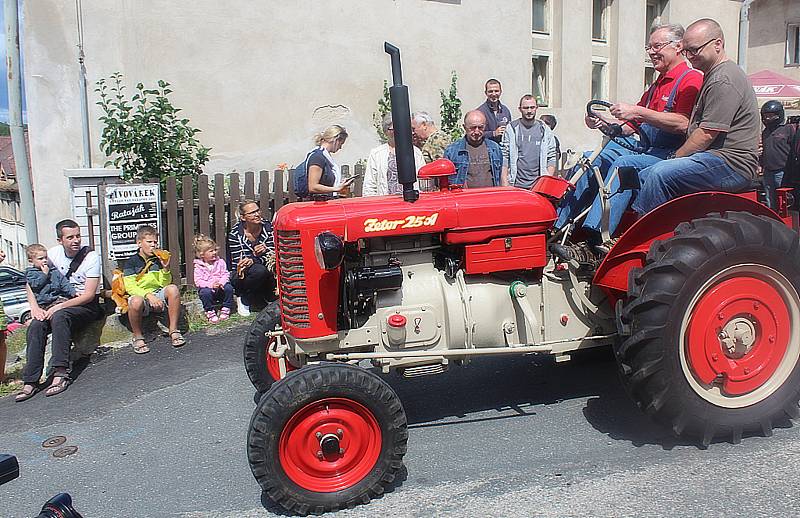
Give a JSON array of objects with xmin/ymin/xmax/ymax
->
[
  {"xmin": 592, "ymin": 0, "xmax": 608, "ymax": 42},
  {"xmin": 646, "ymin": 0, "xmax": 667, "ymax": 42},
  {"xmin": 532, "ymin": 0, "xmax": 548, "ymax": 34},
  {"xmin": 592, "ymin": 61, "xmax": 607, "ymax": 100},
  {"xmin": 644, "ymin": 66, "xmax": 656, "ymax": 91},
  {"xmin": 532, "ymin": 55, "xmax": 549, "ymax": 107},
  {"xmin": 788, "ymin": 23, "xmax": 800, "ymax": 66}
]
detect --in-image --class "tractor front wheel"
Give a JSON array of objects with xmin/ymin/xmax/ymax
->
[
  {"xmin": 247, "ymin": 363, "xmax": 408, "ymax": 514},
  {"xmin": 243, "ymin": 301, "xmax": 297, "ymax": 393},
  {"xmin": 617, "ymin": 212, "xmax": 800, "ymax": 445}
]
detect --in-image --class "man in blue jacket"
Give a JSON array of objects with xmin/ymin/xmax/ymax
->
[{"xmin": 444, "ymin": 110, "xmax": 503, "ymax": 188}]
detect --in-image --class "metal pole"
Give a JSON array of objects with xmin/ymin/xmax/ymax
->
[
  {"xmin": 5, "ymin": 0, "xmax": 38, "ymax": 244},
  {"xmin": 76, "ymin": 0, "xmax": 91, "ymax": 167},
  {"xmin": 738, "ymin": 0, "xmax": 755, "ymax": 70}
]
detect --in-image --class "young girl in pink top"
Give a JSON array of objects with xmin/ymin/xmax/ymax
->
[{"xmin": 193, "ymin": 235, "xmax": 234, "ymax": 323}]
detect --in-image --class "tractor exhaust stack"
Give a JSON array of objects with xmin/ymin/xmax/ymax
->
[{"xmin": 384, "ymin": 42, "xmax": 419, "ymax": 203}]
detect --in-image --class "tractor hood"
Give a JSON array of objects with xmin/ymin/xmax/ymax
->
[{"xmin": 273, "ymin": 187, "xmax": 557, "ymax": 243}]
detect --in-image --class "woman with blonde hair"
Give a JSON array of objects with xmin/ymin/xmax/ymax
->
[
  {"xmin": 226, "ymin": 199, "xmax": 276, "ymax": 316},
  {"xmin": 295, "ymin": 125, "xmax": 356, "ymax": 200}
]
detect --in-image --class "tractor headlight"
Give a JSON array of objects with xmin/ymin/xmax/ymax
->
[{"xmin": 314, "ymin": 231, "xmax": 345, "ymax": 270}]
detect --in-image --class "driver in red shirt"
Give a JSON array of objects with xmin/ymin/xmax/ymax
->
[{"xmin": 555, "ymin": 23, "xmax": 702, "ymax": 258}]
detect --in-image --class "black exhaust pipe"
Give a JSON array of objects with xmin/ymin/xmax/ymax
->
[{"xmin": 384, "ymin": 42, "xmax": 418, "ymax": 203}]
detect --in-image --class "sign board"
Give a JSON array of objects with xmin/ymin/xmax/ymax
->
[{"xmin": 104, "ymin": 183, "xmax": 161, "ymax": 260}]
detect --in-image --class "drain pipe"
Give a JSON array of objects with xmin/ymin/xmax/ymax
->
[
  {"xmin": 75, "ymin": 0, "xmax": 91, "ymax": 168},
  {"xmin": 738, "ymin": 0, "xmax": 756, "ymax": 70},
  {"xmin": 4, "ymin": 0, "xmax": 38, "ymax": 244}
]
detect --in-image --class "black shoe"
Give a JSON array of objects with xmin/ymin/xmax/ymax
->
[
  {"xmin": 594, "ymin": 237, "xmax": 619, "ymax": 258},
  {"xmin": 549, "ymin": 242, "xmax": 602, "ymax": 270}
]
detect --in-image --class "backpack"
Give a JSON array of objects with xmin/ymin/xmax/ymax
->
[
  {"xmin": 292, "ymin": 149, "xmax": 317, "ymax": 198},
  {"xmin": 784, "ymin": 123, "xmax": 800, "ymax": 188},
  {"xmin": 293, "ymin": 148, "xmax": 336, "ymax": 199}
]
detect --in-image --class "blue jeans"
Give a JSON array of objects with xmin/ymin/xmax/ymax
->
[
  {"xmin": 632, "ymin": 152, "xmax": 751, "ymax": 215},
  {"xmin": 763, "ymin": 170, "xmax": 784, "ymax": 210},
  {"xmin": 556, "ymin": 140, "xmax": 638, "ymax": 229},
  {"xmin": 198, "ymin": 283, "xmax": 235, "ymax": 312},
  {"xmin": 583, "ymin": 153, "xmax": 665, "ymax": 235},
  {"xmin": 556, "ymin": 139, "xmax": 671, "ymax": 231}
]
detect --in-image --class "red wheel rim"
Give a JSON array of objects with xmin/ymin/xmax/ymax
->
[
  {"xmin": 266, "ymin": 336, "xmax": 297, "ymax": 380},
  {"xmin": 685, "ymin": 275, "xmax": 791, "ymax": 396},
  {"xmin": 279, "ymin": 397, "xmax": 382, "ymax": 493}
]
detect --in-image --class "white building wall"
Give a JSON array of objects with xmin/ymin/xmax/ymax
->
[{"xmin": 22, "ymin": 1, "xmax": 745, "ymax": 243}]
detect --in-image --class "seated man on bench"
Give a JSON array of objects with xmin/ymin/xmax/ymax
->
[{"xmin": 16, "ymin": 219, "xmax": 105, "ymax": 401}]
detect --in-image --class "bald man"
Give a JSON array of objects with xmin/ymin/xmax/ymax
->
[
  {"xmin": 444, "ymin": 110, "xmax": 503, "ymax": 188},
  {"xmin": 631, "ymin": 18, "xmax": 759, "ymax": 215}
]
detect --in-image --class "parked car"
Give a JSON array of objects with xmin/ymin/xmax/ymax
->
[{"xmin": 0, "ymin": 266, "xmax": 30, "ymax": 323}]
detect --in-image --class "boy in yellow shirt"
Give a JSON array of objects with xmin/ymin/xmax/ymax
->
[{"xmin": 122, "ymin": 225, "xmax": 185, "ymax": 353}]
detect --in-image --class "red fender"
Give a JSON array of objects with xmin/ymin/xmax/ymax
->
[{"xmin": 592, "ymin": 192, "xmax": 784, "ymax": 306}]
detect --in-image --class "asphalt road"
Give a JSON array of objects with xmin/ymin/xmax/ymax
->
[{"xmin": 1, "ymin": 323, "xmax": 800, "ymax": 517}]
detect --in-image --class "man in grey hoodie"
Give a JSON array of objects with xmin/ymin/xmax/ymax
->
[{"xmin": 500, "ymin": 94, "xmax": 557, "ymax": 188}]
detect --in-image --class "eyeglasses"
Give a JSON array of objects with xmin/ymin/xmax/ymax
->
[
  {"xmin": 644, "ymin": 40, "xmax": 677, "ymax": 52},
  {"xmin": 681, "ymin": 38, "xmax": 717, "ymax": 57},
  {"xmin": 243, "ymin": 208, "xmax": 261, "ymax": 216}
]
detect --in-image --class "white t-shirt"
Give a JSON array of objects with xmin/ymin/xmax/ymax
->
[{"xmin": 48, "ymin": 245, "xmax": 102, "ymax": 295}]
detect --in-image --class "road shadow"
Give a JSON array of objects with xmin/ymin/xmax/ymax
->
[
  {"xmin": 378, "ymin": 352, "xmax": 707, "ymax": 450},
  {"xmin": 259, "ymin": 465, "xmax": 408, "ymax": 515}
]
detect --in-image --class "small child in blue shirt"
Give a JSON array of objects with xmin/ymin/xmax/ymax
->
[{"xmin": 25, "ymin": 243, "xmax": 76, "ymax": 308}]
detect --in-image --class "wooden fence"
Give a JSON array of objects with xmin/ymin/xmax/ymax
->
[{"xmin": 99, "ymin": 164, "xmax": 365, "ymax": 288}]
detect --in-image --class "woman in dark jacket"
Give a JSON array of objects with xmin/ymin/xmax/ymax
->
[{"xmin": 227, "ymin": 200, "xmax": 276, "ymax": 316}]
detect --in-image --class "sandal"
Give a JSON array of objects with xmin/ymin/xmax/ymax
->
[
  {"xmin": 14, "ymin": 384, "xmax": 38, "ymax": 403},
  {"xmin": 132, "ymin": 336, "xmax": 150, "ymax": 354},
  {"xmin": 45, "ymin": 376, "xmax": 70, "ymax": 397},
  {"xmin": 170, "ymin": 330, "xmax": 186, "ymax": 348}
]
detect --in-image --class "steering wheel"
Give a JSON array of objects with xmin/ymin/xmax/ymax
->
[{"xmin": 586, "ymin": 100, "xmax": 651, "ymax": 153}]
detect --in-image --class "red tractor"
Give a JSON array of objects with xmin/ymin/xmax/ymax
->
[{"xmin": 245, "ymin": 45, "xmax": 800, "ymax": 514}]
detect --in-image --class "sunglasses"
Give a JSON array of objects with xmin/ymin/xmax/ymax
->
[
  {"xmin": 645, "ymin": 40, "xmax": 677, "ymax": 52},
  {"xmin": 681, "ymin": 38, "xmax": 717, "ymax": 57}
]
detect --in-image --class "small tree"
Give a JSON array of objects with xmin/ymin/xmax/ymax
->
[
  {"xmin": 440, "ymin": 71, "xmax": 463, "ymax": 141},
  {"xmin": 372, "ymin": 80, "xmax": 392, "ymax": 143},
  {"xmin": 96, "ymin": 72, "xmax": 211, "ymax": 185}
]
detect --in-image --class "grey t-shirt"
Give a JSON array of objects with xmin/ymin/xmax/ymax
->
[
  {"xmin": 688, "ymin": 60, "xmax": 759, "ymax": 180},
  {"xmin": 466, "ymin": 141, "xmax": 494, "ymax": 188},
  {"xmin": 514, "ymin": 121, "xmax": 544, "ymax": 189}
]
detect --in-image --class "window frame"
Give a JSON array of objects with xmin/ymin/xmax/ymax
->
[
  {"xmin": 592, "ymin": 0, "xmax": 609, "ymax": 43},
  {"xmin": 787, "ymin": 22, "xmax": 800, "ymax": 67},
  {"xmin": 532, "ymin": 0, "xmax": 549, "ymax": 35},
  {"xmin": 591, "ymin": 59, "xmax": 609, "ymax": 101},
  {"xmin": 531, "ymin": 53, "xmax": 550, "ymax": 107}
]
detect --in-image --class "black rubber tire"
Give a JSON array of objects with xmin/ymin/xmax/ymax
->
[
  {"xmin": 247, "ymin": 363, "xmax": 408, "ymax": 515},
  {"xmin": 617, "ymin": 212, "xmax": 800, "ymax": 445},
  {"xmin": 243, "ymin": 301, "xmax": 281, "ymax": 393}
]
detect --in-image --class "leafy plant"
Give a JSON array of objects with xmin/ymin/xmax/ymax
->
[
  {"xmin": 372, "ymin": 80, "xmax": 392, "ymax": 143},
  {"xmin": 96, "ymin": 72, "xmax": 211, "ymax": 186},
  {"xmin": 440, "ymin": 71, "xmax": 463, "ymax": 141}
]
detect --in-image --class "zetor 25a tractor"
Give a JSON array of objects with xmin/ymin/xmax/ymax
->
[{"xmin": 246, "ymin": 44, "xmax": 800, "ymax": 514}]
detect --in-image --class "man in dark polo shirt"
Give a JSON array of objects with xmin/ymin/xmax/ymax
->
[
  {"xmin": 556, "ymin": 23, "xmax": 702, "ymax": 242},
  {"xmin": 476, "ymin": 79, "xmax": 512, "ymax": 144},
  {"xmin": 633, "ymin": 18, "xmax": 759, "ymax": 214},
  {"xmin": 444, "ymin": 110, "xmax": 503, "ymax": 188}
]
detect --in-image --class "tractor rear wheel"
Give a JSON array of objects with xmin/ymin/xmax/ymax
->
[
  {"xmin": 243, "ymin": 301, "xmax": 297, "ymax": 394},
  {"xmin": 617, "ymin": 212, "xmax": 800, "ymax": 445},
  {"xmin": 247, "ymin": 363, "xmax": 408, "ymax": 514}
]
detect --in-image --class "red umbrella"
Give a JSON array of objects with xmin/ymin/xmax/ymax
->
[{"xmin": 748, "ymin": 69, "xmax": 800, "ymax": 98}]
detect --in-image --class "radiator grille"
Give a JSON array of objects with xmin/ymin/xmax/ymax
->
[{"xmin": 277, "ymin": 230, "xmax": 310, "ymax": 328}]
